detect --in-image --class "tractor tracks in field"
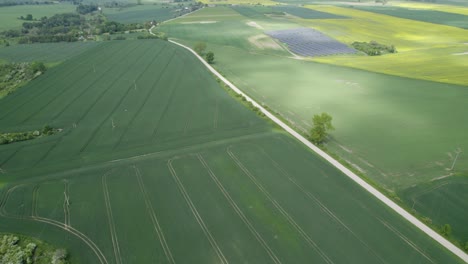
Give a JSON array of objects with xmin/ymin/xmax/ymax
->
[
  {"xmin": 134, "ymin": 165, "xmax": 175, "ymax": 264},
  {"xmin": 102, "ymin": 171, "xmax": 123, "ymax": 264},
  {"xmin": 227, "ymin": 147, "xmax": 334, "ymax": 264},
  {"xmin": 378, "ymin": 218, "xmax": 436, "ymax": 264},
  {"xmin": 113, "ymin": 49, "xmax": 177, "ymax": 150},
  {"xmin": 256, "ymin": 147, "xmax": 387, "ymax": 264},
  {"xmin": 0, "ymin": 184, "xmax": 109, "ymax": 264},
  {"xmin": 20, "ymin": 42, "xmax": 135, "ymax": 125},
  {"xmin": 0, "ymin": 43, "xmax": 112, "ymax": 121},
  {"xmin": 167, "ymin": 158, "xmax": 229, "ymax": 264},
  {"xmin": 63, "ymin": 180, "xmax": 71, "ymax": 228},
  {"xmin": 196, "ymin": 153, "xmax": 282, "ymax": 264}
]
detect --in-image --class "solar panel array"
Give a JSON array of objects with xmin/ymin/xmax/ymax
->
[{"xmin": 266, "ymin": 28, "xmax": 356, "ymax": 57}]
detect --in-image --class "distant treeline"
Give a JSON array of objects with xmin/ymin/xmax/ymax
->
[
  {"xmin": 76, "ymin": 3, "xmax": 98, "ymax": 14},
  {"xmin": 1, "ymin": 12, "xmax": 147, "ymax": 44},
  {"xmin": 0, "ymin": 1, "xmax": 55, "ymax": 7}
]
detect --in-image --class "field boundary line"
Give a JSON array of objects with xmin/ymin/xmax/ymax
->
[
  {"xmin": 197, "ymin": 154, "xmax": 282, "ymax": 264},
  {"xmin": 257, "ymin": 147, "xmax": 387, "ymax": 264},
  {"xmin": 213, "ymin": 99, "xmax": 219, "ymax": 130},
  {"xmin": 169, "ymin": 39, "xmax": 468, "ymax": 263},
  {"xmin": 102, "ymin": 172, "xmax": 123, "ymax": 264},
  {"xmin": 167, "ymin": 158, "xmax": 229, "ymax": 264},
  {"xmin": 227, "ymin": 147, "xmax": 333, "ymax": 264},
  {"xmin": 63, "ymin": 180, "xmax": 71, "ymax": 228},
  {"xmin": 134, "ymin": 165, "xmax": 175, "ymax": 264},
  {"xmin": 31, "ymin": 184, "xmax": 39, "ymax": 218}
]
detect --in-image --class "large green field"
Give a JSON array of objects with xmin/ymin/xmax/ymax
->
[
  {"xmin": 158, "ymin": 4, "xmax": 468, "ymax": 245},
  {"xmin": 0, "ymin": 39, "xmax": 463, "ymax": 263}
]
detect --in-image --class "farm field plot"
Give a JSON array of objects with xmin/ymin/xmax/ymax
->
[
  {"xmin": 299, "ymin": 5, "xmax": 468, "ymax": 86},
  {"xmin": 0, "ymin": 3, "xmax": 75, "ymax": 31},
  {"xmin": 0, "ymin": 42, "xmax": 102, "ymax": 64},
  {"xmin": 351, "ymin": 6, "xmax": 468, "ymax": 29},
  {"xmin": 104, "ymin": 4, "xmax": 179, "ymax": 24},
  {"xmin": 0, "ymin": 38, "xmax": 464, "ymax": 263},
  {"xmin": 0, "ymin": 135, "xmax": 464, "ymax": 263},
  {"xmin": 266, "ymin": 27, "xmax": 356, "ymax": 57},
  {"xmin": 400, "ymin": 176, "xmax": 468, "ymax": 244}
]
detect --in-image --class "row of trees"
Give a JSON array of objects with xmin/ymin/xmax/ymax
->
[
  {"xmin": 0, "ymin": 125, "xmax": 58, "ymax": 145},
  {"xmin": 0, "ymin": 62, "xmax": 46, "ymax": 96}
]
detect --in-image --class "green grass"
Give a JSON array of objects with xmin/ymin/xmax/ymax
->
[
  {"xmin": 0, "ymin": 39, "xmax": 463, "ymax": 263},
  {"xmin": 350, "ymin": 5, "xmax": 468, "ymax": 29},
  {"xmin": 0, "ymin": 3, "xmax": 75, "ymax": 31},
  {"xmin": 0, "ymin": 42, "xmax": 102, "ymax": 63},
  {"xmin": 400, "ymin": 175, "xmax": 468, "ymax": 244}
]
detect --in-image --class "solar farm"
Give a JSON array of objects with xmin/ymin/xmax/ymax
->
[{"xmin": 266, "ymin": 28, "xmax": 356, "ymax": 57}]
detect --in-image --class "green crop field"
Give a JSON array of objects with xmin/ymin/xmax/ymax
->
[
  {"xmin": 351, "ymin": 6, "xmax": 468, "ymax": 29},
  {"xmin": 104, "ymin": 4, "xmax": 179, "ymax": 24},
  {"xmin": 0, "ymin": 3, "xmax": 75, "ymax": 31},
  {"xmin": 159, "ymin": 5, "xmax": 468, "ymax": 245},
  {"xmin": 0, "ymin": 42, "xmax": 102, "ymax": 64},
  {"xmin": 400, "ymin": 176, "xmax": 468, "ymax": 244},
  {"xmin": 0, "ymin": 39, "xmax": 463, "ymax": 263}
]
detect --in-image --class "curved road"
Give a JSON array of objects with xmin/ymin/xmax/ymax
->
[{"xmin": 167, "ymin": 39, "xmax": 468, "ymax": 263}]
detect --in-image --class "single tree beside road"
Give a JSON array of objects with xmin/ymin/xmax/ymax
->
[
  {"xmin": 309, "ymin": 112, "xmax": 334, "ymax": 145},
  {"xmin": 205, "ymin": 51, "xmax": 214, "ymax": 64}
]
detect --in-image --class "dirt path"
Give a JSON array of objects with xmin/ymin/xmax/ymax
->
[{"xmin": 169, "ymin": 39, "xmax": 468, "ymax": 263}]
